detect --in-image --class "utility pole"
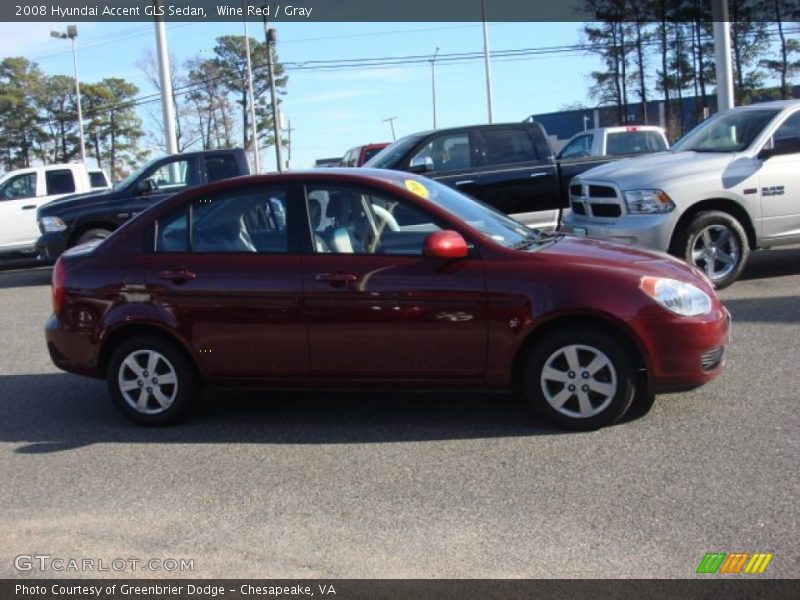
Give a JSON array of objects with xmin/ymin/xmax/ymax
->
[
  {"xmin": 153, "ymin": 1, "xmax": 178, "ymax": 156},
  {"xmin": 481, "ymin": 0, "xmax": 494, "ymax": 124},
  {"xmin": 50, "ymin": 25, "xmax": 86, "ymax": 163},
  {"xmin": 712, "ymin": 0, "xmax": 734, "ymax": 111},
  {"xmin": 243, "ymin": 1, "xmax": 261, "ymax": 173},
  {"xmin": 431, "ymin": 47, "xmax": 440, "ymax": 129},
  {"xmin": 262, "ymin": 8, "xmax": 283, "ymax": 172},
  {"xmin": 383, "ymin": 117, "xmax": 398, "ymax": 141}
]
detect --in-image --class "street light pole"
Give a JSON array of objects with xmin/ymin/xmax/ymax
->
[
  {"xmin": 712, "ymin": 0, "xmax": 735, "ymax": 111},
  {"xmin": 383, "ymin": 117, "xmax": 398, "ymax": 141},
  {"xmin": 153, "ymin": 4, "xmax": 178, "ymax": 157},
  {"xmin": 51, "ymin": 26, "xmax": 86, "ymax": 163},
  {"xmin": 262, "ymin": 10, "xmax": 283, "ymax": 173},
  {"xmin": 481, "ymin": 0, "xmax": 495, "ymax": 124},
  {"xmin": 431, "ymin": 47, "xmax": 440, "ymax": 129},
  {"xmin": 242, "ymin": 3, "xmax": 261, "ymax": 173}
]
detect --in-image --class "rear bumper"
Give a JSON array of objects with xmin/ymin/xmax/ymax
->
[
  {"xmin": 45, "ymin": 313, "xmax": 102, "ymax": 379},
  {"xmin": 640, "ymin": 306, "xmax": 731, "ymax": 394},
  {"xmin": 36, "ymin": 231, "xmax": 70, "ymax": 260}
]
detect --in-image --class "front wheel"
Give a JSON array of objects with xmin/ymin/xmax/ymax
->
[
  {"xmin": 522, "ymin": 328, "xmax": 636, "ymax": 430},
  {"xmin": 107, "ymin": 336, "xmax": 199, "ymax": 425},
  {"xmin": 674, "ymin": 211, "xmax": 749, "ymax": 289}
]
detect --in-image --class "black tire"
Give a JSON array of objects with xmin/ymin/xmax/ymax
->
[
  {"xmin": 522, "ymin": 328, "xmax": 636, "ymax": 430},
  {"xmin": 106, "ymin": 335, "xmax": 199, "ymax": 426},
  {"xmin": 75, "ymin": 228, "xmax": 112, "ymax": 246},
  {"xmin": 673, "ymin": 211, "xmax": 749, "ymax": 289}
]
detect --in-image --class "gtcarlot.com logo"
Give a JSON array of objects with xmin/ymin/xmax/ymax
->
[
  {"xmin": 14, "ymin": 554, "xmax": 194, "ymax": 573},
  {"xmin": 696, "ymin": 552, "xmax": 773, "ymax": 574}
]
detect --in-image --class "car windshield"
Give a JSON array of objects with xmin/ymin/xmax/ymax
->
[
  {"xmin": 364, "ymin": 134, "xmax": 427, "ymax": 168},
  {"xmin": 394, "ymin": 176, "xmax": 552, "ymax": 250},
  {"xmin": 671, "ymin": 108, "xmax": 781, "ymax": 153}
]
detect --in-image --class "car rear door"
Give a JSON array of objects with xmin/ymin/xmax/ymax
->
[
  {"xmin": 300, "ymin": 180, "xmax": 488, "ymax": 381},
  {"xmin": 471, "ymin": 125, "xmax": 561, "ymax": 229},
  {"xmin": 140, "ymin": 181, "xmax": 308, "ymax": 380}
]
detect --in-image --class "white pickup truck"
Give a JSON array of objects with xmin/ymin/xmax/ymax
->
[
  {"xmin": 0, "ymin": 163, "xmax": 94, "ymax": 256},
  {"xmin": 561, "ymin": 100, "xmax": 800, "ymax": 288}
]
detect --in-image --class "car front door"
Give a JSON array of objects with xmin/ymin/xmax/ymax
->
[
  {"xmin": 406, "ymin": 130, "xmax": 485, "ymax": 204},
  {"xmin": 140, "ymin": 182, "xmax": 308, "ymax": 380},
  {"xmin": 759, "ymin": 111, "xmax": 800, "ymax": 244},
  {"xmin": 0, "ymin": 171, "xmax": 39, "ymax": 250},
  {"xmin": 119, "ymin": 156, "xmax": 199, "ymax": 226},
  {"xmin": 301, "ymin": 181, "xmax": 488, "ymax": 381}
]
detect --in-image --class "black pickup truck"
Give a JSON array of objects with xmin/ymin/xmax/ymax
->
[
  {"xmin": 37, "ymin": 148, "xmax": 250, "ymax": 259},
  {"xmin": 364, "ymin": 122, "xmax": 623, "ymax": 230}
]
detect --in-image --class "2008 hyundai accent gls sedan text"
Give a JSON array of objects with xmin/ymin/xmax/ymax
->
[{"xmin": 45, "ymin": 169, "xmax": 730, "ymax": 430}]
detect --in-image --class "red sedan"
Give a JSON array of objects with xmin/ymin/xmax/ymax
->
[{"xmin": 45, "ymin": 169, "xmax": 730, "ymax": 429}]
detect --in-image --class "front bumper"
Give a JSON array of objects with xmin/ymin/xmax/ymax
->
[
  {"xmin": 560, "ymin": 211, "xmax": 678, "ymax": 252},
  {"xmin": 36, "ymin": 231, "xmax": 70, "ymax": 260},
  {"xmin": 637, "ymin": 306, "xmax": 731, "ymax": 394}
]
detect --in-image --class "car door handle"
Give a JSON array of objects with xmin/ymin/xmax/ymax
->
[
  {"xmin": 530, "ymin": 172, "xmax": 550, "ymax": 178},
  {"xmin": 455, "ymin": 179, "xmax": 474, "ymax": 186},
  {"xmin": 21, "ymin": 205, "xmax": 37, "ymax": 210},
  {"xmin": 159, "ymin": 268, "xmax": 196, "ymax": 283},
  {"xmin": 315, "ymin": 272, "xmax": 358, "ymax": 285}
]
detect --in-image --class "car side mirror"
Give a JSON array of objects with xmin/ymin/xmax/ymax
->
[
  {"xmin": 423, "ymin": 230, "xmax": 469, "ymax": 259},
  {"xmin": 408, "ymin": 156, "xmax": 434, "ymax": 174},
  {"xmin": 136, "ymin": 178, "xmax": 157, "ymax": 195}
]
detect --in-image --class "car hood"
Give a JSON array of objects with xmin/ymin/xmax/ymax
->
[
  {"xmin": 575, "ymin": 150, "xmax": 735, "ymax": 188},
  {"xmin": 538, "ymin": 234, "xmax": 710, "ymax": 287},
  {"xmin": 39, "ymin": 188, "xmax": 116, "ymax": 215}
]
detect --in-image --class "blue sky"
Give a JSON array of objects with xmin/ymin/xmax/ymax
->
[{"xmin": 2, "ymin": 21, "xmax": 628, "ymax": 169}]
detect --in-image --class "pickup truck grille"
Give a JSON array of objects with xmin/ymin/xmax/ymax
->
[{"xmin": 569, "ymin": 183, "xmax": 624, "ymax": 219}]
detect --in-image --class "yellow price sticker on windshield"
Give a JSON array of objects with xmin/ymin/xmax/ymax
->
[{"xmin": 404, "ymin": 179, "xmax": 430, "ymax": 199}]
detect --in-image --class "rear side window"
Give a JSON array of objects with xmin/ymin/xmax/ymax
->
[
  {"xmin": 478, "ymin": 128, "xmax": 538, "ymax": 166},
  {"xmin": 89, "ymin": 171, "xmax": 108, "ymax": 188},
  {"xmin": 155, "ymin": 185, "xmax": 289, "ymax": 254},
  {"xmin": 45, "ymin": 170, "xmax": 76, "ymax": 195},
  {"xmin": 204, "ymin": 155, "xmax": 240, "ymax": 183}
]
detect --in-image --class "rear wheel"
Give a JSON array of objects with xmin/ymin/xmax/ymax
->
[
  {"xmin": 75, "ymin": 228, "xmax": 112, "ymax": 246},
  {"xmin": 523, "ymin": 328, "xmax": 636, "ymax": 430},
  {"xmin": 107, "ymin": 336, "xmax": 199, "ymax": 425},
  {"xmin": 674, "ymin": 211, "xmax": 749, "ymax": 289}
]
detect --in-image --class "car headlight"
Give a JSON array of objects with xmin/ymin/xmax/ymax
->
[
  {"xmin": 624, "ymin": 189, "xmax": 674, "ymax": 214},
  {"xmin": 39, "ymin": 216, "xmax": 67, "ymax": 233},
  {"xmin": 640, "ymin": 276, "xmax": 712, "ymax": 316}
]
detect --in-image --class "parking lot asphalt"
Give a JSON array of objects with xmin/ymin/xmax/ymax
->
[{"xmin": 0, "ymin": 248, "xmax": 798, "ymax": 578}]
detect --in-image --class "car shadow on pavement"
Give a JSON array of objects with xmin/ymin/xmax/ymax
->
[
  {"xmin": 0, "ymin": 373, "xmax": 596, "ymax": 453},
  {"xmin": 0, "ymin": 265, "xmax": 52, "ymax": 289},
  {"xmin": 739, "ymin": 245, "xmax": 800, "ymax": 281}
]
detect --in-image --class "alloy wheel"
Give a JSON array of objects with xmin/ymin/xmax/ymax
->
[
  {"xmin": 117, "ymin": 349, "xmax": 178, "ymax": 415},
  {"xmin": 540, "ymin": 344, "xmax": 618, "ymax": 419},
  {"xmin": 690, "ymin": 224, "xmax": 739, "ymax": 282}
]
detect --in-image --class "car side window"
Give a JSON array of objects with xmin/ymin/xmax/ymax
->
[
  {"xmin": 773, "ymin": 112, "xmax": 800, "ymax": 145},
  {"xmin": 560, "ymin": 134, "xmax": 593, "ymax": 159},
  {"xmin": 155, "ymin": 185, "xmax": 289, "ymax": 254},
  {"xmin": 409, "ymin": 133, "xmax": 472, "ymax": 172},
  {"xmin": 478, "ymin": 128, "xmax": 539, "ymax": 166},
  {"xmin": 0, "ymin": 172, "xmax": 37, "ymax": 201},
  {"xmin": 306, "ymin": 184, "xmax": 441, "ymax": 256},
  {"xmin": 145, "ymin": 159, "xmax": 191, "ymax": 193},
  {"xmin": 45, "ymin": 169, "xmax": 77, "ymax": 195}
]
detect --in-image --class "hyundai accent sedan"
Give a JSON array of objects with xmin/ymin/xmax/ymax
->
[{"xmin": 45, "ymin": 169, "xmax": 730, "ymax": 430}]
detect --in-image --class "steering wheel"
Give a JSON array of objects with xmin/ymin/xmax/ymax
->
[{"xmin": 371, "ymin": 204, "xmax": 400, "ymax": 232}]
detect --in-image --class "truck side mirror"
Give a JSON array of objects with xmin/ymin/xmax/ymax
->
[
  {"xmin": 408, "ymin": 156, "xmax": 434, "ymax": 174},
  {"xmin": 136, "ymin": 178, "xmax": 157, "ymax": 195}
]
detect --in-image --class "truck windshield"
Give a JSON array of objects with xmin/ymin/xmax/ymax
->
[
  {"xmin": 671, "ymin": 108, "xmax": 780, "ymax": 153},
  {"xmin": 364, "ymin": 134, "xmax": 427, "ymax": 169}
]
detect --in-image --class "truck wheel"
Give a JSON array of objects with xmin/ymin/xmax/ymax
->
[
  {"xmin": 675, "ymin": 211, "xmax": 749, "ymax": 289},
  {"xmin": 107, "ymin": 336, "xmax": 199, "ymax": 426},
  {"xmin": 75, "ymin": 228, "xmax": 112, "ymax": 246},
  {"xmin": 522, "ymin": 328, "xmax": 636, "ymax": 430}
]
